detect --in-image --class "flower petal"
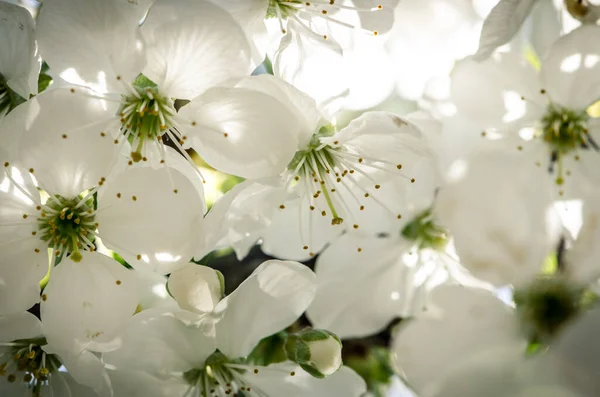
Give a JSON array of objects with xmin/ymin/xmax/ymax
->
[
  {"xmin": 0, "ymin": 1, "xmax": 40, "ymax": 98},
  {"xmin": 178, "ymin": 85, "xmax": 302, "ymax": 179},
  {"xmin": 198, "ymin": 178, "xmax": 285, "ymax": 261},
  {"xmin": 565, "ymin": 193, "xmax": 600, "ymax": 284},
  {"xmin": 307, "ymin": 234, "xmax": 413, "ymax": 339},
  {"xmin": 231, "ymin": 75, "xmax": 321, "ymax": 149},
  {"xmin": 36, "ymin": 0, "xmax": 145, "ymax": 93},
  {"xmin": 473, "ymin": 0, "xmax": 538, "ymax": 61},
  {"xmin": 552, "ymin": 306, "xmax": 600, "ymax": 395},
  {"xmin": 274, "ymin": 20, "xmax": 348, "ymax": 115},
  {"xmin": 141, "ymin": 0, "xmax": 251, "ymax": 99},
  {"xmin": 208, "ymin": 0, "xmax": 270, "ymax": 69},
  {"xmin": 451, "ymin": 54, "xmax": 545, "ymax": 132},
  {"xmin": 109, "ymin": 368, "xmax": 188, "ymax": 397},
  {"xmin": 96, "ymin": 165, "xmax": 205, "ymax": 274},
  {"xmin": 260, "ymin": 194, "xmax": 343, "ymax": 262},
  {"xmin": 0, "ymin": 161, "xmax": 48, "ymax": 315},
  {"xmin": 435, "ymin": 149, "xmax": 558, "ymax": 286},
  {"xmin": 102, "ymin": 311, "xmax": 216, "ymax": 374},
  {"xmin": 391, "ymin": 285, "xmax": 521, "ymax": 393},
  {"xmin": 541, "ymin": 25, "xmax": 600, "ymax": 110},
  {"xmin": 0, "ymin": 311, "xmax": 43, "ymax": 341},
  {"xmin": 50, "ymin": 347, "xmax": 112, "ymax": 397},
  {"xmin": 17, "ymin": 86, "xmax": 122, "ymax": 198},
  {"xmin": 41, "ymin": 251, "xmax": 138, "ymax": 352},
  {"xmin": 214, "ymin": 260, "xmax": 316, "ymax": 358},
  {"xmin": 240, "ymin": 362, "xmax": 366, "ymax": 397}
]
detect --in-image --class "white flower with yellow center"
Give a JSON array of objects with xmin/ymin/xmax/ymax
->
[
  {"xmin": 451, "ymin": 25, "xmax": 600, "ymax": 196},
  {"xmin": 104, "ymin": 260, "xmax": 366, "ymax": 397},
  {"xmin": 0, "ymin": 250, "xmax": 139, "ymax": 397},
  {"xmin": 35, "ymin": 0, "xmax": 302, "ymax": 179},
  {"xmin": 0, "ymin": 87, "xmax": 207, "ymax": 316},
  {"xmin": 200, "ymin": 75, "xmax": 437, "ymax": 261},
  {"xmin": 392, "ymin": 282, "xmax": 590, "ymax": 396},
  {"xmin": 216, "ymin": 0, "xmax": 398, "ymax": 109},
  {"xmin": 306, "ymin": 207, "xmax": 485, "ymax": 339}
]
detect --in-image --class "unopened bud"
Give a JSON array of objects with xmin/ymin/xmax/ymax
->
[
  {"xmin": 167, "ymin": 264, "xmax": 224, "ymax": 314},
  {"xmin": 285, "ymin": 329, "xmax": 342, "ymax": 378}
]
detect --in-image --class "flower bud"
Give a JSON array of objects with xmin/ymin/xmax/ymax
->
[
  {"xmin": 167, "ymin": 264, "xmax": 224, "ymax": 314},
  {"xmin": 285, "ymin": 329, "xmax": 343, "ymax": 378}
]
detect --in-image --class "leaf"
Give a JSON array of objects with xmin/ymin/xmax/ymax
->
[{"xmin": 473, "ymin": 0, "xmax": 539, "ymax": 61}]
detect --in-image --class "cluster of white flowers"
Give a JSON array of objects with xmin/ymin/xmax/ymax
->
[{"xmin": 1, "ymin": 0, "xmax": 600, "ymax": 396}]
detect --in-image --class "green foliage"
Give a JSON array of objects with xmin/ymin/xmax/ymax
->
[
  {"xmin": 345, "ymin": 346, "xmax": 395, "ymax": 396},
  {"xmin": 38, "ymin": 62, "xmax": 53, "ymax": 94},
  {"xmin": 247, "ymin": 332, "xmax": 288, "ymax": 366}
]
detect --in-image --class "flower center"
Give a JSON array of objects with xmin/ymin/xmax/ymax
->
[
  {"xmin": 182, "ymin": 351, "xmax": 255, "ymax": 396},
  {"xmin": 540, "ymin": 104, "xmax": 597, "ymax": 184},
  {"xmin": 266, "ymin": 0, "xmax": 299, "ymax": 19},
  {"xmin": 118, "ymin": 74, "xmax": 176, "ymax": 163},
  {"xmin": 37, "ymin": 193, "xmax": 97, "ymax": 262},
  {"xmin": 541, "ymin": 105, "xmax": 591, "ymax": 154},
  {"xmin": 287, "ymin": 125, "xmax": 345, "ymax": 225},
  {"xmin": 401, "ymin": 209, "xmax": 449, "ymax": 251},
  {"xmin": 283, "ymin": 123, "xmax": 413, "ymax": 256},
  {"xmin": 0, "ymin": 338, "xmax": 62, "ymax": 397},
  {"xmin": 514, "ymin": 277, "xmax": 584, "ymax": 343}
]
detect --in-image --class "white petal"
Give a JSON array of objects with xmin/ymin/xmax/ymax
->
[
  {"xmin": 214, "ymin": 260, "xmax": 316, "ymax": 358},
  {"xmin": 473, "ymin": 0, "xmax": 538, "ymax": 61},
  {"xmin": 96, "ymin": 166, "xmax": 205, "ymax": 274},
  {"xmin": 333, "ymin": 112, "xmax": 433, "ymax": 169},
  {"xmin": 0, "ymin": 311, "xmax": 43, "ymax": 341},
  {"xmin": 41, "ymin": 251, "xmax": 138, "ymax": 352},
  {"xmin": 198, "ymin": 179, "xmax": 285, "ymax": 260},
  {"xmin": 307, "ymin": 234, "xmax": 413, "ymax": 339},
  {"xmin": 168, "ymin": 264, "xmax": 223, "ymax": 314},
  {"xmin": 102, "ymin": 311, "xmax": 216, "ymax": 374},
  {"xmin": 529, "ymin": 0, "xmax": 562, "ymax": 61},
  {"xmin": 274, "ymin": 20, "xmax": 348, "ymax": 115},
  {"xmin": 231, "ymin": 75, "xmax": 321, "ymax": 149},
  {"xmin": 541, "ymin": 25, "xmax": 600, "ymax": 110},
  {"xmin": 178, "ymin": 85, "xmax": 302, "ymax": 179},
  {"xmin": 134, "ymin": 269, "xmax": 178, "ymax": 312},
  {"xmin": 141, "ymin": 0, "xmax": 251, "ymax": 99},
  {"xmin": 565, "ymin": 194, "xmax": 600, "ymax": 284},
  {"xmin": 50, "ymin": 347, "xmax": 112, "ymax": 397},
  {"xmin": 241, "ymin": 363, "xmax": 366, "ymax": 397},
  {"xmin": 109, "ymin": 368, "xmax": 187, "ymax": 397},
  {"xmin": 208, "ymin": 0, "xmax": 270, "ymax": 70},
  {"xmin": 426, "ymin": 344, "xmax": 576, "ymax": 397},
  {"xmin": 36, "ymin": 0, "xmax": 145, "ymax": 92},
  {"xmin": 552, "ymin": 307, "xmax": 600, "ymax": 394},
  {"xmin": 391, "ymin": 285, "xmax": 521, "ymax": 393},
  {"xmin": 260, "ymin": 194, "xmax": 343, "ymax": 262},
  {"xmin": 0, "ymin": 238, "xmax": 48, "ymax": 315},
  {"xmin": 435, "ymin": 149, "xmax": 558, "ymax": 286},
  {"xmin": 0, "ymin": 159, "xmax": 48, "ymax": 315},
  {"xmin": 17, "ymin": 86, "xmax": 122, "ymax": 198},
  {"xmin": 451, "ymin": 54, "xmax": 545, "ymax": 132},
  {"xmin": 61, "ymin": 372, "xmax": 101, "ymax": 397},
  {"xmin": 0, "ymin": 2, "xmax": 40, "ymax": 98}
]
